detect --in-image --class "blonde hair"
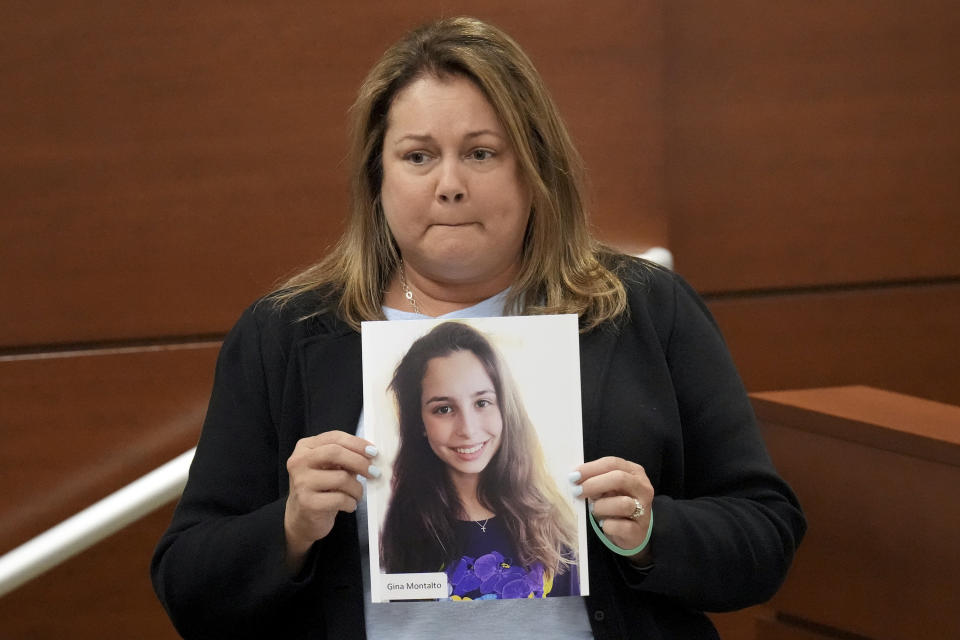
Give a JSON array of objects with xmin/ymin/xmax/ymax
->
[{"xmin": 272, "ymin": 16, "xmax": 627, "ymax": 331}]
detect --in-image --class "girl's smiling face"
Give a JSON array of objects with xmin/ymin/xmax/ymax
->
[{"xmin": 420, "ymin": 350, "xmax": 503, "ymax": 480}]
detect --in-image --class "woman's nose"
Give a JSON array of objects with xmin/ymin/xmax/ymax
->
[
  {"xmin": 436, "ymin": 158, "xmax": 467, "ymax": 204},
  {"xmin": 454, "ymin": 410, "xmax": 480, "ymax": 437}
]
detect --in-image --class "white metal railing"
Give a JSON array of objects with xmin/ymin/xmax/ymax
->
[
  {"xmin": 0, "ymin": 448, "xmax": 195, "ymax": 598},
  {"xmin": 0, "ymin": 247, "xmax": 673, "ymax": 599}
]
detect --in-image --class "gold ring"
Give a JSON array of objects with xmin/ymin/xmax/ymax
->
[{"xmin": 630, "ymin": 498, "xmax": 646, "ymax": 520}]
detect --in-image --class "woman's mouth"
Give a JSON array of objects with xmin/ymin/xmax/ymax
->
[{"xmin": 452, "ymin": 441, "xmax": 487, "ymax": 460}]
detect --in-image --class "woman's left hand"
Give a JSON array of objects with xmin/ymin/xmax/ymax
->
[{"xmin": 573, "ymin": 456, "xmax": 654, "ymax": 563}]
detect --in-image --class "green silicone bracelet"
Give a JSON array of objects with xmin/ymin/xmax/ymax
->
[{"xmin": 589, "ymin": 508, "xmax": 654, "ymax": 557}]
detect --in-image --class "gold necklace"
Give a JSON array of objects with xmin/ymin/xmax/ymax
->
[{"xmin": 398, "ymin": 260, "xmax": 422, "ymax": 314}]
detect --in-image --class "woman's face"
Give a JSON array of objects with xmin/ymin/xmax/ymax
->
[
  {"xmin": 380, "ymin": 74, "xmax": 532, "ymax": 286},
  {"xmin": 420, "ymin": 350, "xmax": 504, "ymax": 479}
]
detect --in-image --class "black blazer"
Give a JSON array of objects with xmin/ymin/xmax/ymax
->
[{"xmin": 151, "ymin": 258, "xmax": 805, "ymax": 639}]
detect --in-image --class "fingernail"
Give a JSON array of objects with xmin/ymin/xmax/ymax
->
[
  {"xmin": 368, "ymin": 464, "xmax": 382, "ymax": 479},
  {"xmin": 571, "ymin": 485, "xmax": 583, "ymax": 498},
  {"xmin": 588, "ymin": 499, "xmax": 595, "ymax": 514},
  {"xmin": 598, "ymin": 519, "xmax": 605, "ymax": 530},
  {"xmin": 365, "ymin": 445, "xmax": 379, "ymax": 457},
  {"xmin": 568, "ymin": 471, "xmax": 581, "ymax": 484}
]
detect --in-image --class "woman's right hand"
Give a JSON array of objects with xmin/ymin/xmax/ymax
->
[{"xmin": 283, "ymin": 430, "xmax": 380, "ymax": 572}]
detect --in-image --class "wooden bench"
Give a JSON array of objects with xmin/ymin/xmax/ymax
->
[{"xmin": 753, "ymin": 386, "xmax": 960, "ymax": 640}]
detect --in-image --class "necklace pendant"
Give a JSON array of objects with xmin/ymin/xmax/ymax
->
[{"xmin": 398, "ymin": 260, "xmax": 421, "ymax": 314}]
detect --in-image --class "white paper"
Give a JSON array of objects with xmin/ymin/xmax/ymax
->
[{"xmin": 361, "ymin": 315, "xmax": 589, "ymax": 603}]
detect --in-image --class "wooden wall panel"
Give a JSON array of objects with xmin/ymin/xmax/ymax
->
[
  {"xmin": 0, "ymin": 346, "xmax": 217, "ymax": 553},
  {"xmin": 756, "ymin": 612, "xmax": 859, "ymax": 640},
  {"xmin": 709, "ymin": 604, "xmax": 771, "ymax": 640},
  {"xmin": 0, "ymin": 0, "xmax": 665, "ymax": 349},
  {"xmin": 706, "ymin": 283, "xmax": 960, "ymax": 406},
  {"xmin": 664, "ymin": 1, "xmax": 960, "ymax": 293},
  {"xmin": 4, "ymin": 1, "xmax": 960, "ymax": 635},
  {"xmin": 0, "ymin": 504, "xmax": 180, "ymax": 639}
]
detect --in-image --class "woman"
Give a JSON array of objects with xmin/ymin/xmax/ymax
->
[
  {"xmin": 380, "ymin": 321, "xmax": 578, "ymax": 599},
  {"xmin": 152, "ymin": 15, "xmax": 805, "ymax": 639}
]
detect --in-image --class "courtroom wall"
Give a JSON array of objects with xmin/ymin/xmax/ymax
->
[
  {"xmin": 663, "ymin": 2, "xmax": 960, "ymax": 406},
  {"xmin": 2, "ymin": 2, "xmax": 958, "ymax": 637}
]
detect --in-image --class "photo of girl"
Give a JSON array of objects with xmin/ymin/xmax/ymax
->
[{"xmin": 377, "ymin": 320, "xmax": 580, "ymax": 600}]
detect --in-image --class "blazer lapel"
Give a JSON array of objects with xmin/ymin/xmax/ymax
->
[{"xmin": 298, "ymin": 329, "xmax": 364, "ymax": 437}]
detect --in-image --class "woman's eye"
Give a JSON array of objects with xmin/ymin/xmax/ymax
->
[
  {"xmin": 469, "ymin": 149, "xmax": 493, "ymax": 161},
  {"xmin": 406, "ymin": 151, "xmax": 428, "ymax": 165},
  {"xmin": 475, "ymin": 398, "xmax": 493, "ymax": 408},
  {"xmin": 435, "ymin": 405, "xmax": 453, "ymax": 415}
]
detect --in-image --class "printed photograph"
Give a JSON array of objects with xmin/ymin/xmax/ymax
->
[{"xmin": 361, "ymin": 315, "xmax": 589, "ymax": 603}]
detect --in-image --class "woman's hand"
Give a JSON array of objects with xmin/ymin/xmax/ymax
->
[
  {"xmin": 572, "ymin": 456, "xmax": 654, "ymax": 564},
  {"xmin": 284, "ymin": 431, "xmax": 380, "ymax": 572}
]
